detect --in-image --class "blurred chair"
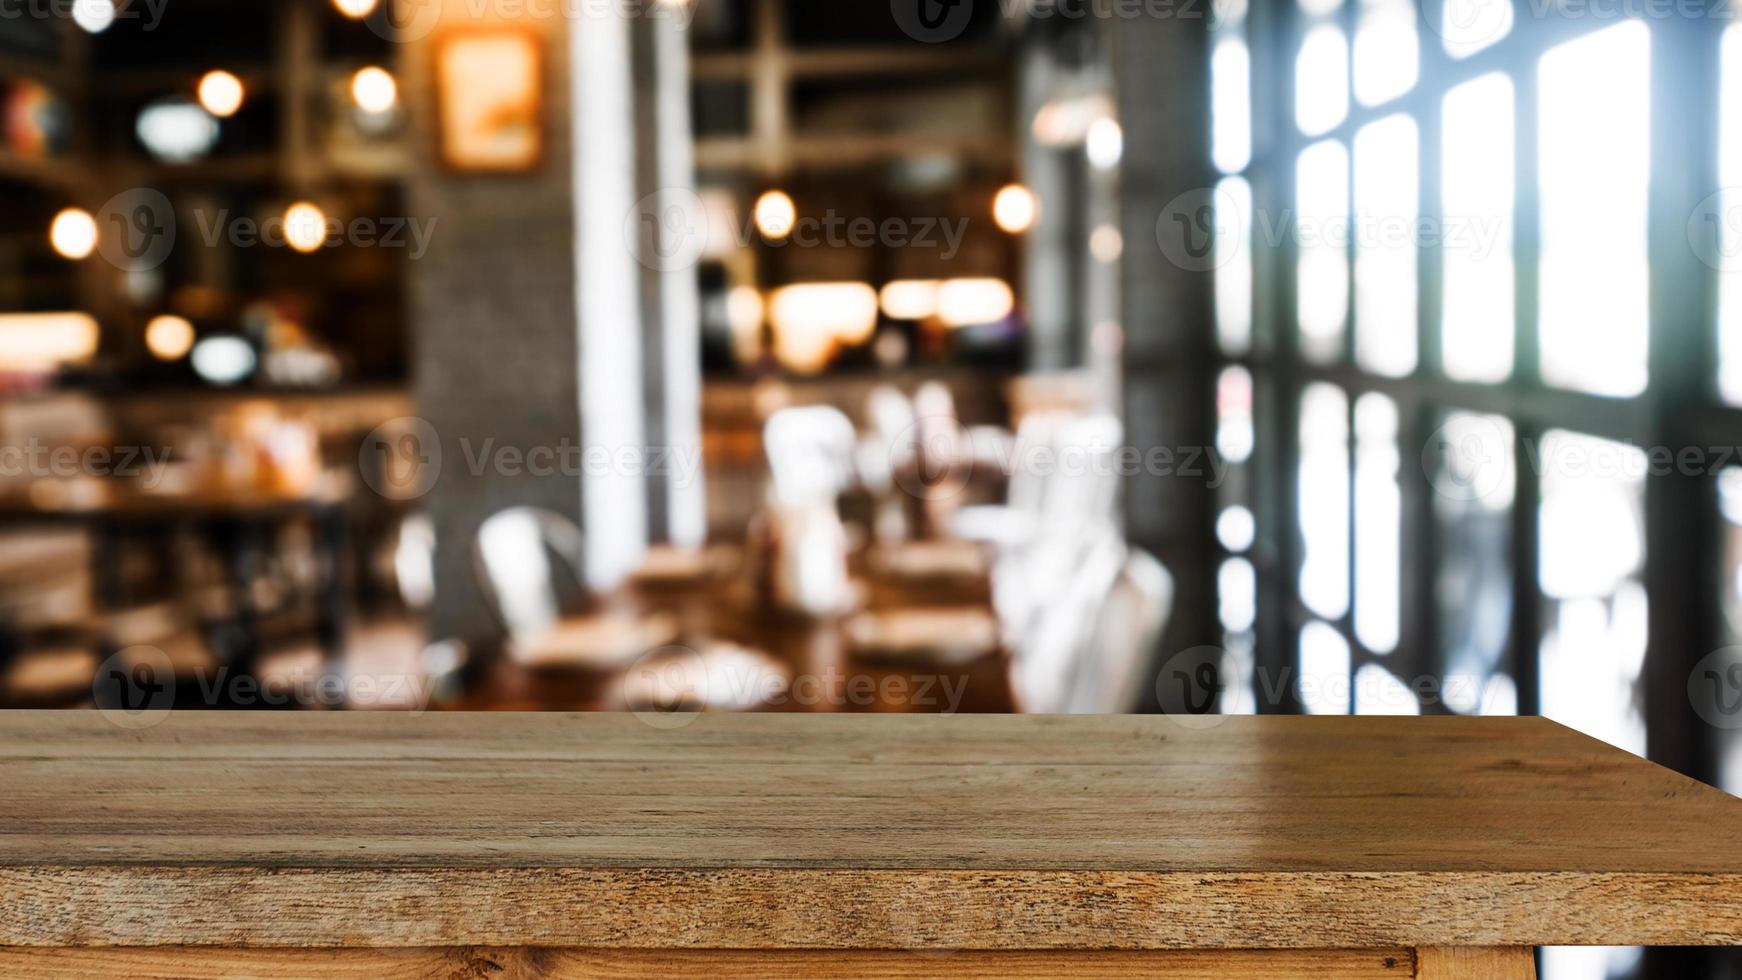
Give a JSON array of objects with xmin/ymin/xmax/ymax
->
[
  {"xmin": 1008, "ymin": 530, "xmax": 1125, "ymax": 712},
  {"xmin": 1059, "ymin": 548, "xmax": 1173, "ymax": 713},
  {"xmin": 857, "ymin": 385, "xmax": 917, "ymax": 544},
  {"xmin": 472, "ymin": 506, "xmax": 587, "ymax": 641},
  {"xmin": 390, "ymin": 513, "xmax": 436, "ymax": 612},
  {"xmin": 1010, "ymin": 541, "xmax": 1173, "ymax": 714},
  {"xmin": 763, "ymin": 405, "xmax": 858, "ymax": 507},
  {"xmin": 355, "ymin": 512, "xmax": 469, "ymax": 708},
  {"xmin": 949, "ymin": 409, "xmax": 1061, "ymax": 551},
  {"xmin": 907, "ymin": 382, "xmax": 966, "ymax": 538},
  {"xmin": 977, "ymin": 412, "xmax": 1125, "ymax": 641},
  {"xmin": 472, "ymin": 507, "xmax": 673, "ymax": 671},
  {"xmin": 473, "ymin": 504, "xmax": 682, "ymax": 675},
  {"xmin": 758, "ymin": 406, "xmax": 859, "ymax": 616}
]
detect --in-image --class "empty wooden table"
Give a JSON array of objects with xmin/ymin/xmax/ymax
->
[{"xmin": 2, "ymin": 712, "xmax": 1740, "ymax": 977}]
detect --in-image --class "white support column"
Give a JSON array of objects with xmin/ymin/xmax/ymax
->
[
  {"xmin": 650, "ymin": 13, "xmax": 707, "ymax": 549},
  {"xmin": 572, "ymin": 7, "xmax": 649, "ymax": 588}
]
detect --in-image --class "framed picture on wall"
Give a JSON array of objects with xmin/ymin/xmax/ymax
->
[{"xmin": 433, "ymin": 28, "xmax": 543, "ymax": 172}]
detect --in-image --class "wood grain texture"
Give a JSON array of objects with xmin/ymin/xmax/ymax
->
[
  {"xmin": 1416, "ymin": 946, "xmax": 1536, "ymax": 979},
  {"xmin": 0, "ymin": 946, "xmax": 1416, "ymax": 979},
  {"xmin": 3, "ymin": 711, "xmax": 1741, "ymax": 949}
]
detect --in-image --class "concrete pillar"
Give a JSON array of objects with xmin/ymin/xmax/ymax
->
[
  {"xmin": 1113, "ymin": 12, "xmax": 1219, "ymax": 705},
  {"xmin": 403, "ymin": 5, "xmax": 583, "ymax": 642}
]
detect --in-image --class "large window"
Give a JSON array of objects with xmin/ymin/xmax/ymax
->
[{"xmin": 1212, "ymin": 4, "xmax": 1729, "ymax": 978}]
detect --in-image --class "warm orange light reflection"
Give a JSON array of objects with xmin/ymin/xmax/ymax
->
[
  {"xmin": 0, "ymin": 313, "xmax": 100, "ymax": 371},
  {"xmin": 992, "ymin": 184, "xmax": 1037, "ymax": 234},
  {"xmin": 351, "ymin": 66, "xmax": 397, "ymax": 113},
  {"xmin": 753, "ymin": 190, "xmax": 797, "ymax": 240},
  {"xmin": 768, "ymin": 282, "xmax": 878, "ymax": 373},
  {"xmin": 145, "ymin": 315, "xmax": 196, "ymax": 360},
  {"xmin": 878, "ymin": 279, "xmax": 940, "ymax": 321},
  {"xmin": 283, "ymin": 202, "xmax": 328, "ymax": 253},
  {"xmin": 937, "ymin": 278, "xmax": 1015, "ymax": 327},
  {"xmin": 49, "ymin": 208, "xmax": 96, "ymax": 259},
  {"xmin": 197, "ymin": 70, "xmax": 244, "ymax": 118}
]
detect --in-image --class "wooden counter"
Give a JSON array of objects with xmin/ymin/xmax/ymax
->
[{"xmin": 3, "ymin": 712, "xmax": 1741, "ymax": 977}]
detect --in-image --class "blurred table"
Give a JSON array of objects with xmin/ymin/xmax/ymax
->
[
  {"xmin": 0, "ymin": 483, "xmax": 352, "ymax": 670},
  {"xmin": 4, "ymin": 713, "xmax": 1740, "ymax": 977},
  {"xmin": 459, "ymin": 542, "xmax": 1013, "ymax": 713}
]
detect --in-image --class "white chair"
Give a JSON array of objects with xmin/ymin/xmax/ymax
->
[
  {"xmin": 858, "ymin": 386, "xmax": 918, "ymax": 544},
  {"xmin": 994, "ymin": 412, "xmax": 1125, "ymax": 640},
  {"xmin": 471, "ymin": 507, "xmax": 588, "ymax": 643},
  {"xmin": 1060, "ymin": 548, "xmax": 1174, "ymax": 713},
  {"xmin": 763, "ymin": 405, "xmax": 858, "ymax": 507}
]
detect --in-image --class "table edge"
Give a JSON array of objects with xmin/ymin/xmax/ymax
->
[{"xmin": 4, "ymin": 866, "xmax": 1739, "ymax": 949}]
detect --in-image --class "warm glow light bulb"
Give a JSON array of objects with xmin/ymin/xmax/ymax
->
[
  {"xmin": 283, "ymin": 201, "xmax": 328, "ymax": 253},
  {"xmin": 992, "ymin": 183, "xmax": 1038, "ymax": 235},
  {"xmin": 197, "ymin": 70, "xmax": 245, "ymax": 118},
  {"xmin": 49, "ymin": 208, "xmax": 97, "ymax": 260},
  {"xmin": 351, "ymin": 66, "xmax": 397, "ymax": 113},
  {"xmin": 1086, "ymin": 117, "xmax": 1124, "ymax": 170},
  {"xmin": 753, "ymin": 190, "xmax": 796, "ymax": 240},
  {"xmin": 332, "ymin": 0, "xmax": 379, "ymax": 17},
  {"xmin": 72, "ymin": 0, "xmax": 115, "ymax": 33},
  {"xmin": 145, "ymin": 315, "xmax": 196, "ymax": 361}
]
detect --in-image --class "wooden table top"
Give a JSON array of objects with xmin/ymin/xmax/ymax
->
[{"xmin": 3, "ymin": 711, "xmax": 1740, "ymax": 950}]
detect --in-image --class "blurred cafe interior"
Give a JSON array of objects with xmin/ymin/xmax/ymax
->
[{"xmin": 1, "ymin": 0, "xmax": 1741, "ymax": 975}]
